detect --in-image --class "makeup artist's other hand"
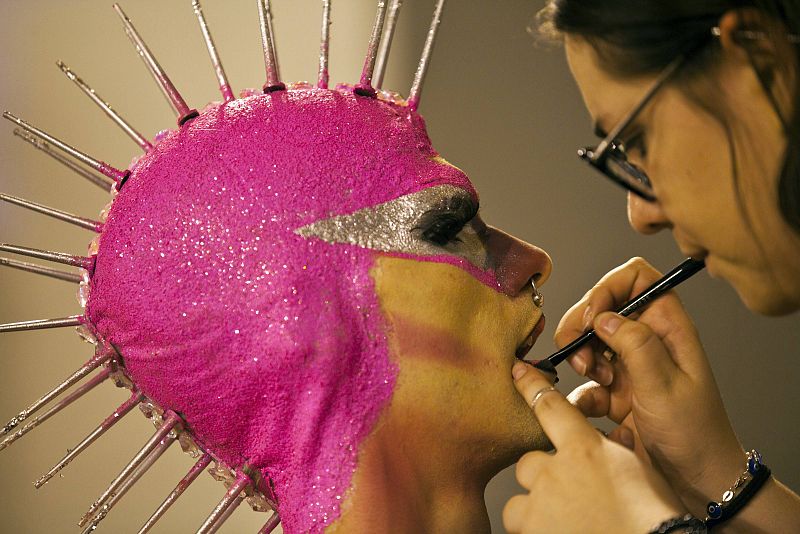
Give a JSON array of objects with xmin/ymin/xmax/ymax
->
[
  {"xmin": 556, "ymin": 257, "xmax": 744, "ymax": 514},
  {"xmin": 504, "ymin": 364, "xmax": 686, "ymax": 534}
]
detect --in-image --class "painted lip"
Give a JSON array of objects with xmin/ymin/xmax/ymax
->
[
  {"xmin": 515, "ymin": 314, "xmax": 545, "ymax": 360},
  {"xmin": 677, "ymin": 242, "xmax": 708, "ymax": 262}
]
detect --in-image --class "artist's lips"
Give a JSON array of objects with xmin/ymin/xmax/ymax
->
[{"xmin": 515, "ymin": 315, "xmax": 545, "ymax": 360}]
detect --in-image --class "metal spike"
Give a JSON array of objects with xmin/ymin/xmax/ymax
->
[
  {"xmin": 78, "ymin": 411, "xmax": 182, "ymax": 527},
  {"xmin": 80, "ymin": 432, "xmax": 177, "ymax": 533},
  {"xmin": 0, "ymin": 315, "xmax": 83, "ymax": 334},
  {"xmin": 34, "ymin": 391, "xmax": 144, "ymax": 488},
  {"xmin": 355, "ymin": 0, "xmax": 388, "ymax": 98},
  {"xmin": 408, "ymin": 0, "xmax": 446, "ymax": 111},
  {"xmin": 112, "ymin": 4, "xmax": 199, "ymax": 125},
  {"xmin": 3, "ymin": 112, "xmax": 129, "ymax": 186},
  {"xmin": 192, "ymin": 0, "xmax": 234, "ymax": 102},
  {"xmin": 195, "ymin": 471, "xmax": 252, "ymax": 534},
  {"xmin": 0, "ymin": 368, "xmax": 111, "ymax": 453},
  {"xmin": 258, "ymin": 0, "xmax": 285, "ymax": 92},
  {"xmin": 0, "ymin": 193, "xmax": 102, "ymax": 232},
  {"xmin": 13, "ymin": 129, "xmax": 114, "ymax": 192},
  {"xmin": 0, "ymin": 243, "xmax": 93, "ymax": 270},
  {"xmin": 265, "ymin": 0, "xmax": 281, "ymax": 81},
  {"xmin": 374, "ymin": 0, "xmax": 403, "ymax": 89},
  {"xmin": 0, "ymin": 257, "xmax": 82, "ymax": 284},
  {"xmin": 137, "ymin": 453, "xmax": 212, "ymax": 534},
  {"xmin": 56, "ymin": 60, "xmax": 153, "ymax": 152},
  {"xmin": 210, "ymin": 493, "xmax": 245, "ymax": 532},
  {"xmin": 0, "ymin": 352, "xmax": 111, "ymax": 437},
  {"xmin": 257, "ymin": 513, "xmax": 281, "ymax": 534},
  {"xmin": 317, "ymin": 0, "xmax": 332, "ymax": 89}
]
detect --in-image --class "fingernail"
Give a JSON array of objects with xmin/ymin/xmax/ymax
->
[
  {"xmin": 595, "ymin": 361, "xmax": 614, "ymax": 386},
  {"xmin": 512, "ymin": 361, "xmax": 528, "ymax": 380},
  {"xmin": 582, "ymin": 305, "xmax": 594, "ymax": 331},
  {"xmin": 597, "ymin": 313, "xmax": 622, "ymax": 335}
]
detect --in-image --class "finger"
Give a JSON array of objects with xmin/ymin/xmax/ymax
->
[
  {"xmin": 590, "ymin": 258, "xmax": 706, "ymax": 375},
  {"xmin": 512, "ymin": 363, "xmax": 600, "ymax": 449},
  {"xmin": 503, "ymin": 494, "xmax": 529, "ymax": 534},
  {"xmin": 593, "ymin": 312, "xmax": 680, "ymax": 392},
  {"xmin": 593, "ymin": 257, "xmax": 665, "ymax": 308},
  {"xmin": 556, "ymin": 258, "xmax": 663, "ymax": 381},
  {"xmin": 607, "ymin": 425, "xmax": 636, "ymax": 450},
  {"xmin": 566, "ymin": 347, "xmax": 595, "ymax": 377},
  {"xmin": 515, "ymin": 450, "xmax": 547, "ymax": 489},
  {"xmin": 555, "ymin": 258, "xmax": 661, "ymax": 348},
  {"xmin": 567, "ymin": 381, "xmax": 611, "ymax": 418},
  {"xmin": 587, "ymin": 356, "xmax": 615, "ymax": 387},
  {"xmin": 554, "ymin": 300, "xmax": 594, "ymax": 357}
]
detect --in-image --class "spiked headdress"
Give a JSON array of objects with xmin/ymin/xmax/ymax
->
[{"xmin": 0, "ymin": 1, "xmax": 449, "ymax": 532}]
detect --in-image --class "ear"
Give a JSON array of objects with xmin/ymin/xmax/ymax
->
[
  {"xmin": 716, "ymin": 9, "xmax": 795, "ymax": 120},
  {"xmin": 717, "ymin": 10, "xmax": 755, "ymax": 61}
]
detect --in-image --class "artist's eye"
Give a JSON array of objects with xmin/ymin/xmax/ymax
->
[
  {"xmin": 616, "ymin": 131, "xmax": 647, "ymax": 161},
  {"xmin": 415, "ymin": 196, "xmax": 479, "ymax": 247}
]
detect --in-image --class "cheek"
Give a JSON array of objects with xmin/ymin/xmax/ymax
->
[
  {"xmin": 651, "ymin": 98, "xmax": 737, "ymax": 232},
  {"xmin": 373, "ymin": 257, "xmax": 505, "ymax": 367},
  {"xmin": 385, "ymin": 251, "xmax": 501, "ymax": 292},
  {"xmin": 387, "ymin": 316, "xmax": 474, "ymax": 368}
]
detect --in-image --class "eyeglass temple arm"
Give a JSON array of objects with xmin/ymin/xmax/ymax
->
[{"xmin": 593, "ymin": 54, "xmax": 687, "ymax": 161}]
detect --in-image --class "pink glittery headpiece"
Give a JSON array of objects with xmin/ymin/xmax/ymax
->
[{"xmin": 0, "ymin": 1, "xmax": 454, "ymax": 533}]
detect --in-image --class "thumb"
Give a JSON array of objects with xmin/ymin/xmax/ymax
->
[{"xmin": 593, "ymin": 312, "xmax": 680, "ymax": 392}]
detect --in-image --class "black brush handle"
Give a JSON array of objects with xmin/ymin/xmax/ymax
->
[{"xmin": 533, "ymin": 258, "xmax": 705, "ymax": 373}]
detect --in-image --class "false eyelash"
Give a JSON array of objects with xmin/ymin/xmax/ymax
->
[{"xmin": 415, "ymin": 196, "xmax": 479, "ymax": 246}]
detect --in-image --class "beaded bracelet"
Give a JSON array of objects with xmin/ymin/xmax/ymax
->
[
  {"xmin": 648, "ymin": 513, "xmax": 707, "ymax": 533},
  {"xmin": 704, "ymin": 449, "xmax": 771, "ymax": 529}
]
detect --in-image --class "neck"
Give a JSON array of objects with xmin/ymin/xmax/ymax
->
[{"xmin": 327, "ymin": 413, "xmax": 495, "ymax": 534}]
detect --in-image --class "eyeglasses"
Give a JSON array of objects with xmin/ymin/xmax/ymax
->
[
  {"xmin": 577, "ymin": 54, "xmax": 686, "ymax": 202},
  {"xmin": 578, "ymin": 26, "xmax": 800, "ymax": 203}
]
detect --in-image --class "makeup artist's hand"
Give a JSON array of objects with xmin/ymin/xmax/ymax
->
[
  {"xmin": 555, "ymin": 257, "xmax": 745, "ymax": 514},
  {"xmin": 504, "ymin": 364, "xmax": 686, "ymax": 533}
]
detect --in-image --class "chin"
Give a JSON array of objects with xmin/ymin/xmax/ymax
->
[
  {"xmin": 735, "ymin": 282, "xmax": 800, "ymax": 316},
  {"xmin": 503, "ymin": 393, "xmax": 552, "ymax": 454}
]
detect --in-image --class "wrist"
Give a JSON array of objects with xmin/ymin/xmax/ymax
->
[
  {"xmin": 704, "ymin": 450, "xmax": 772, "ymax": 529},
  {"xmin": 674, "ymin": 443, "xmax": 746, "ymax": 514}
]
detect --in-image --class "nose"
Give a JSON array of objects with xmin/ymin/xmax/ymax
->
[
  {"xmin": 484, "ymin": 225, "xmax": 553, "ymax": 297},
  {"xmin": 627, "ymin": 192, "xmax": 671, "ymax": 235}
]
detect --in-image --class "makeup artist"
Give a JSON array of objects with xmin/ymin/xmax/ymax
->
[{"xmin": 504, "ymin": 1, "xmax": 800, "ymax": 532}]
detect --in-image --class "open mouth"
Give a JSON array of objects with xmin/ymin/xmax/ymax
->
[{"xmin": 515, "ymin": 315, "xmax": 545, "ymax": 360}]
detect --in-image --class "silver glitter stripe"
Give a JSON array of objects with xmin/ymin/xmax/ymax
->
[{"xmin": 295, "ymin": 184, "xmax": 488, "ymax": 270}]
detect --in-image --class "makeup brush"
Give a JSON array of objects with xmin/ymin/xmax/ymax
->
[{"xmin": 533, "ymin": 258, "xmax": 706, "ymax": 376}]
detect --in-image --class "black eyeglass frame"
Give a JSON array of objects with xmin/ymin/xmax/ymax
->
[
  {"xmin": 577, "ymin": 54, "xmax": 686, "ymax": 203},
  {"xmin": 576, "ymin": 26, "xmax": 799, "ymax": 203}
]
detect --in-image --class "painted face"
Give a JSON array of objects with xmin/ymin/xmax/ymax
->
[
  {"xmin": 86, "ymin": 88, "xmax": 551, "ymax": 533},
  {"xmin": 566, "ymin": 36, "xmax": 800, "ymax": 314}
]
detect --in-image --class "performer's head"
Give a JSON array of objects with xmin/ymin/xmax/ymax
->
[{"xmin": 87, "ymin": 88, "xmax": 552, "ymax": 532}]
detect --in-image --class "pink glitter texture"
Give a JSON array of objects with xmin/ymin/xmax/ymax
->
[{"xmin": 86, "ymin": 89, "xmax": 474, "ymax": 532}]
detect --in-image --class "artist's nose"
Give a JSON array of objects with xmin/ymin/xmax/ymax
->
[
  {"xmin": 627, "ymin": 192, "xmax": 671, "ymax": 235},
  {"xmin": 486, "ymin": 226, "xmax": 553, "ymax": 297}
]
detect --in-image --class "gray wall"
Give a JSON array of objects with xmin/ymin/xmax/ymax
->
[{"xmin": 1, "ymin": 1, "xmax": 797, "ymax": 532}]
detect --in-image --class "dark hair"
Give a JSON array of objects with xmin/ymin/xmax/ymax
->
[{"xmin": 539, "ymin": 0, "xmax": 800, "ymax": 233}]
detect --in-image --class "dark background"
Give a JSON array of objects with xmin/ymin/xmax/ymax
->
[{"xmin": 1, "ymin": 1, "xmax": 798, "ymax": 532}]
